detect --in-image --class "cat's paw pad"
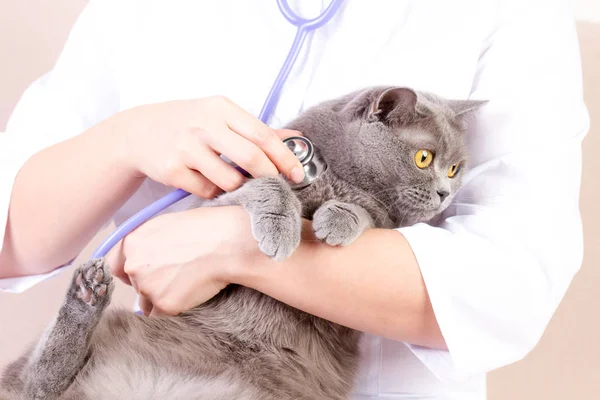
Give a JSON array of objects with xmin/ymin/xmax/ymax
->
[
  {"xmin": 252, "ymin": 212, "xmax": 302, "ymax": 261},
  {"xmin": 71, "ymin": 258, "xmax": 114, "ymax": 308},
  {"xmin": 313, "ymin": 202, "xmax": 364, "ymax": 246}
]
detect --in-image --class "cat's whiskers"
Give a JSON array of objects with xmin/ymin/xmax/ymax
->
[
  {"xmin": 371, "ymin": 187, "xmax": 400, "ymax": 198},
  {"xmin": 310, "ymin": 159, "xmax": 402, "ymax": 226},
  {"xmin": 351, "ymin": 188, "xmax": 401, "ymax": 227},
  {"xmin": 395, "ymin": 201, "xmax": 411, "ymax": 228}
]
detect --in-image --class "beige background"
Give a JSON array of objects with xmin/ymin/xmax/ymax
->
[{"xmin": 0, "ymin": 1, "xmax": 598, "ymax": 399}]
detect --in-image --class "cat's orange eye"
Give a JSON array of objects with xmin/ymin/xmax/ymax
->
[
  {"xmin": 414, "ymin": 150, "xmax": 433, "ymax": 169},
  {"xmin": 448, "ymin": 162, "xmax": 462, "ymax": 178}
]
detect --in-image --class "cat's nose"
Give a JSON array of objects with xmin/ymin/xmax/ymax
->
[{"xmin": 437, "ymin": 190, "xmax": 449, "ymax": 202}]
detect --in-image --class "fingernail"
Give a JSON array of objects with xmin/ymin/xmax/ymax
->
[{"xmin": 291, "ymin": 166, "xmax": 305, "ymax": 183}]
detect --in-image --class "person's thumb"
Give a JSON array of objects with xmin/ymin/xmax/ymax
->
[{"xmin": 105, "ymin": 239, "xmax": 131, "ymax": 286}]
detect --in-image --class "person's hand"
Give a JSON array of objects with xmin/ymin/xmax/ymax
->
[
  {"xmin": 106, "ymin": 205, "xmax": 257, "ymax": 316},
  {"xmin": 114, "ymin": 96, "xmax": 305, "ymax": 198}
]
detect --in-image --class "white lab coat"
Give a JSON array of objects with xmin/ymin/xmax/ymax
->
[{"xmin": 0, "ymin": 1, "xmax": 589, "ymax": 399}]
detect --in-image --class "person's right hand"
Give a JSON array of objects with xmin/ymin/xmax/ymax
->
[{"xmin": 115, "ymin": 96, "xmax": 305, "ymax": 198}]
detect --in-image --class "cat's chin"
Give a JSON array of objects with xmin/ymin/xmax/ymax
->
[
  {"xmin": 397, "ymin": 200, "xmax": 440, "ymax": 213},
  {"xmin": 392, "ymin": 201, "xmax": 449, "ymax": 227}
]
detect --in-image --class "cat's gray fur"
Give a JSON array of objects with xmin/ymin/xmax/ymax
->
[{"xmin": 0, "ymin": 86, "xmax": 485, "ymax": 399}]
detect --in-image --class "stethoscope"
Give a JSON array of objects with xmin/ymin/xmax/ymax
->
[{"xmin": 91, "ymin": 0, "xmax": 344, "ymax": 259}]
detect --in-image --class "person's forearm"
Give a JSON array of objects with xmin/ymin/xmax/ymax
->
[
  {"xmin": 233, "ymin": 220, "xmax": 446, "ymax": 349},
  {"xmin": 0, "ymin": 113, "xmax": 144, "ymax": 278}
]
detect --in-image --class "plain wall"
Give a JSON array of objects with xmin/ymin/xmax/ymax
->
[{"xmin": 1, "ymin": 2, "xmax": 599, "ymax": 399}]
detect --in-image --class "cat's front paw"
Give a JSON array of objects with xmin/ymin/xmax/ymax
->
[
  {"xmin": 252, "ymin": 212, "xmax": 302, "ymax": 261},
  {"xmin": 244, "ymin": 177, "xmax": 302, "ymax": 261},
  {"xmin": 69, "ymin": 258, "xmax": 114, "ymax": 311},
  {"xmin": 313, "ymin": 201, "xmax": 372, "ymax": 246}
]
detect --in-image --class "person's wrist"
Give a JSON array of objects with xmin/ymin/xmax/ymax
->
[
  {"xmin": 213, "ymin": 208, "xmax": 269, "ymax": 288},
  {"xmin": 225, "ymin": 219, "xmax": 317, "ymax": 289},
  {"xmin": 100, "ymin": 106, "xmax": 148, "ymax": 179},
  {"xmin": 224, "ymin": 244, "xmax": 268, "ymax": 289}
]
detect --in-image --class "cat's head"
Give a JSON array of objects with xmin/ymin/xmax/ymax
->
[{"xmin": 321, "ymin": 86, "xmax": 487, "ymax": 226}]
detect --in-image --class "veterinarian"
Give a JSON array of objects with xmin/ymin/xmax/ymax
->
[{"xmin": 0, "ymin": 1, "xmax": 588, "ymax": 399}]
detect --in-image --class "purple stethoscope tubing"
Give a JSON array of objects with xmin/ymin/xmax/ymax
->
[{"xmin": 91, "ymin": 0, "xmax": 345, "ymax": 259}]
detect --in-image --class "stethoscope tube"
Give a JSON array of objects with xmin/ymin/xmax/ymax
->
[{"xmin": 91, "ymin": 0, "xmax": 344, "ymax": 259}]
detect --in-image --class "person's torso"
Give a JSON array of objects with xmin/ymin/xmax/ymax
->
[{"xmin": 105, "ymin": 1, "xmax": 495, "ymax": 398}]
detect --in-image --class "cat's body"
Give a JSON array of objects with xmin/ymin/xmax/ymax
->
[
  {"xmin": 0, "ymin": 86, "xmax": 485, "ymax": 400},
  {"xmin": 3, "ymin": 282, "xmax": 360, "ymax": 400}
]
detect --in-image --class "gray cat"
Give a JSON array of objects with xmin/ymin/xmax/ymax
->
[{"xmin": 0, "ymin": 86, "xmax": 485, "ymax": 400}]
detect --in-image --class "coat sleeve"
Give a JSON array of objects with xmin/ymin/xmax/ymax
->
[
  {"xmin": 400, "ymin": 0, "xmax": 589, "ymax": 381},
  {"xmin": 0, "ymin": 0, "xmax": 121, "ymax": 292}
]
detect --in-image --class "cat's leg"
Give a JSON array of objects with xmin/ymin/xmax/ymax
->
[
  {"xmin": 206, "ymin": 176, "xmax": 302, "ymax": 261},
  {"xmin": 22, "ymin": 258, "xmax": 114, "ymax": 400},
  {"xmin": 312, "ymin": 200, "xmax": 374, "ymax": 246}
]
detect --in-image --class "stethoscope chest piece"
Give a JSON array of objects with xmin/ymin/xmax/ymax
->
[{"xmin": 283, "ymin": 136, "xmax": 327, "ymax": 190}]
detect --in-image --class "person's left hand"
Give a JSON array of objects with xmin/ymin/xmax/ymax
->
[{"xmin": 106, "ymin": 205, "xmax": 256, "ymax": 316}]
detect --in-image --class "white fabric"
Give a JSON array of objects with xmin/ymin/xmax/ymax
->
[{"xmin": 0, "ymin": 0, "xmax": 588, "ymax": 399}]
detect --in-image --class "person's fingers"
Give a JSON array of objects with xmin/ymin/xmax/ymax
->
[
  {"xmin": 180, "ymin": 131, "xmax": 247, "ymax": 192},
  {"xmin": 195, "ymin": 125, "xmax": 280, "ymax": 179},
  {"xmin": 187, "ymin": 150, "xmax": 245, "ymax": 193},
  {"xmin": 167, "ymin": 166, "xmax": 221, "ymax": 199},
  {"xmin": 139, "ymin": 295, "xmax": 154, "ymax": 316},
  {"xmin": 147, "ymin": 259, "xmax": 224, "ymax": 316},
  {"xmin": 274, "ymin": 129, "xmax": 303, "ymax": 140},
  {"xmin": 105, "ymin": 239, "xmax": 131, "ymax": 286},
  {"xmin": 221, "ymin": 103, "xmax": 305, "ymax": 183},
  {"xmin": 137, "ymin": 263, "xmax": 183, "ymax": 316}
]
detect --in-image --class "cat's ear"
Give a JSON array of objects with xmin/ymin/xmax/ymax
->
[
  {"xmin": 449, "ymin": 99, "xmax": 488, "ymax": 117},
  {"xmin": 368, "ymin": 87, "xmax": 418, "ymax": 125}
]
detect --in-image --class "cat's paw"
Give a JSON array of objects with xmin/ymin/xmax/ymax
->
[
  {"xmin": 69, "ymin": 258, "xmax": 114, "ymax": 310},
  {"xmin": 252, "ymin": 212, "xmax": 302, "ymax": 261},
  {"xmin": 313, "ymin": 201, "xmax": 370, "ymax": 246},
  {"xmin": 243, "ymin": 177, "xmax": 302, "ymax": 261}
]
